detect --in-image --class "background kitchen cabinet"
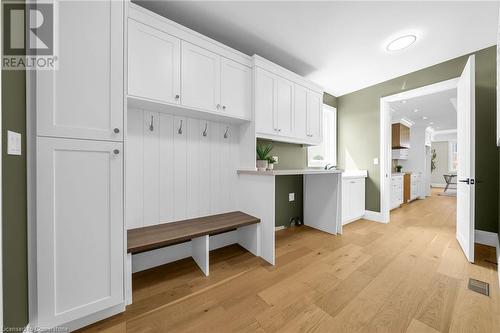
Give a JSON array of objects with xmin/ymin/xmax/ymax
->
[
  {"xmin": 181, "ymin": 41, "xmax": 221, "ymax": 112},
  {"xmin": 342, "ymin": 176, "xmax": 366, "ymax": 225},
  {"xmin": 392, "ymin": 123, "xmax": 410, "ymax": 149},
  {"xmin": 391, "ymin": 175, "xmax": 404, "ymax": 209},
  {"xmin": 36, "ymin": 137, "xmax": 124, "ymax": 328},
  {"xmin": 37, "ymin": 0, "xmax": 123, "ymax": 142},
  {"xmin": 128, "ymin": 19, "xmax": 181, "ymax": 105}
]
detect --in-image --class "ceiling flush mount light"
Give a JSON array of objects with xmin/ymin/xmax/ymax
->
[
  {"xmin": 386, "ymin": 34, "xmax": 417, "ymax": 52},
  {"xmin": 422, "ymin": 116, "xmax": 428, "ymax": 120}
]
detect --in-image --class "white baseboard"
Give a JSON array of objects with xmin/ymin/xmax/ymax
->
[
  {"xmin": 363, "ymin": 210, "xmax": 388, "ymax": 223},
  {"xmin": 274, "ymin": 226, "xmax": 286, "ymax": 231},
  {"xmin": 475, "ymin": 230, "xmax": 499, "ymax": 247},
  {"xmin": 431, "ymin": 183, "xmax": 446, "ymax": 188}
]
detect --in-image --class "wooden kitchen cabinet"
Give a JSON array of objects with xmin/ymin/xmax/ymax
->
[{"xmin": 392, "ymin": 123, "xmax": 410, "ymax": 149}]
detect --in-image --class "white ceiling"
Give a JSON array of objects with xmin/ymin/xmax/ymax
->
[
  {"xmin": 390, "ymin": 88, "xmax": 457, "ymax": 131},
  {"xmin": 135, "ymin": 1, "xmax": 498, "ymax": 96}
]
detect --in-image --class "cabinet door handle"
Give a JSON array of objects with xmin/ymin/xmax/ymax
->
[
  {"xmin": 113, "ymin": 149, "xmax": 120, "ymax": 155},
  {"xmin": 278, "ymin": 129, "xmax": 282, "ymax": 132},
  {"xmin": 175, "ymin": 94, "xmax": 180, "ymax": 100},
  {"xmin": 113, "ymin": 128, "xmax": 120, "ymax": 134},
  {"xmin": 222, "ymin": 105, "xmax": 226, "ymax": 110},
  {"xmin": 307, "ymin": 134, "xmax": 313, "ymax": 137},
  {"xmin": 216, "ymin": 104, "xmax": 221, "ymax": 109}
]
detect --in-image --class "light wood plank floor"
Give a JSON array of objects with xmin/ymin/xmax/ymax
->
[{"xmin": 79, "ymin": 189, "xmax": 499, "ymax": 332}]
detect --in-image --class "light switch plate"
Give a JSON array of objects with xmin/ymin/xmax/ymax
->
[
  {"xmin": 288, "ymin": 193, "xmax": 295, "ymax": 202},
  {"xmin": 373, "ymin": 157, "xmax": 379, "ymax": 165},
  {"xmin": 7, "ymin": 130, "xmax": 22, "ymax": 155},
  {"xmin": 272, "ymin": 155, "xmax": 279, "ymax": 164}
]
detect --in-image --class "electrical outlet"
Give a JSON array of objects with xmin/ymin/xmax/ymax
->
[
  {"xmin": 288, "ymin": 193, "xmax": 295, "ymax": 202},
  {"xmin": 7, "ymin": 131, "xmax": 21, "ymax": 155}
]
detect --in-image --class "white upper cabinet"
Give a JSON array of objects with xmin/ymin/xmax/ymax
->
[
  {"xmin": 128, "ymin": 19, "xmax": 180, "ymax": 104},
  {"xmin": 306, "ymin": 90, "xmax": 322, "ymax": 142},
  {"xmin": 275, "ymin": 77, "xmax": 294, "ymax": 137},
  {"xmin": 37, "ymin": 0, "xmax": 123, "ymax": 142},
  {"xmin": 181, "ymin": 41, "xmax": 221, "ymax": 112},
  {"xmin": 220, "ymin": 58, "xmax": 252, "ymax": 119},
  {"xmin": 255, "ymin": 68, "xmax": 276, "ymax": 134},
  {"xmin": 253, "ymin": 56, "xmax": 324, "ymax": 145}
]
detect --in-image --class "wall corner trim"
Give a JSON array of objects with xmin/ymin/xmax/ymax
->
[
  {"xmin": 475, "ymin": 230, "xmax": 499, "ymax": 247},
  {"xmin": 363, "ymin": 210, "xmax": 388, "ymax": 223}
]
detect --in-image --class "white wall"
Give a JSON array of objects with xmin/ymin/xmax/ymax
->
[
  {"xmin": 431, "ymin": 141, "xmax": 450, "ymax": 186},
  {"xmin": 126, "ymin": 109, "xmax": 240, "ymax": 229}
]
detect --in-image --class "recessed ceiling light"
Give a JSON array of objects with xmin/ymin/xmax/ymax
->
[
  {"xmin": 413, "ymin": 109, "xmax": 419, "ymax": 113},
  {"xmin": 386, "ymin": 34, "xmax": 417, "ymax": 52},
  {"xmin": 422, "ymin": 116, "xmax": 428, "ymax": 120}
]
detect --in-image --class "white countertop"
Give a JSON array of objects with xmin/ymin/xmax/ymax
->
[
  {"xmin": 342, "ymin": 170, "xmax": 368, "ymax": 179},
  {"xmin": 237, "ymin": 169, "xmax": 343, "ymax": 176}
]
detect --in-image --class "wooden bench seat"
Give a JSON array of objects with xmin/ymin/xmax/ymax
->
[{"xmin": 127, "ymin": 211, "xmax": 260, "ymax": 254}]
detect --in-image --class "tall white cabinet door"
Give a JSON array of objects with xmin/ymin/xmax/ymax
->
[
  {"xmin": 275, "ymin": 78, "xmax": 294, "ymax": 137},
  {"xmin": 307, "ymin": 91, "xmax": 322, "ymax": 140},
  {"xmin": 255, "ymin": 68, "xmax": 276, "ymax": 135},
  {"xmin": 294, "ymin": 84, "xmax": 308, "ymax": 140},
  {"xmin": 36, "ymin": 137, "xmax": 123, "ymax": 328},
  {"xmin": 128, "ymin": 19, "xmax": 181, "ymax": 104},
  {"xmin": 37, "ymin": 1, "xmax": 123, "ymax": 142},
  {"xmin": 351, "ymin": 179, "xmax": 365, "ymax": 218},
  {"xmin": 181, "ymin": 41, "xmax": 221, "ymax": 112},
  {"xmin": 220, "ymin": 58, "xmax": 252, "ymax": 119}
]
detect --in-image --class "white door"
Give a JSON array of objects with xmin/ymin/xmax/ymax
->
[
  {"xmin": 275, "ymin": 77, "xmax": 293, "ymax": 137},
  {"xmin": 37, "ymin": 0, "xmax": 123, "ymax": 141},
  {"xmin": 307, "ymin": 91, "xmax": 322, "ymax": 141},
  {"xmin": 220, "ymin": 58, "xmax": 252, "ymax": 119},
  {"xmin": 128, "ymin": 19, "xmax": 181, "ymax": 104},
  {"xmin": 255, "ymin": 68, "xmax": 276, "ymax": 135},
  {"xmin": 36, "ymin": 137, "xmax": 124, "ymax": 328},
  {"xmin": 456, "ymin": 55, "xmax": 476, "ymax": 262},
  {"xmin": 181, "ymin": 41, "xmax": 221, "ymax": 112},
  {"xmin": 293, "ymin": 84, "xmax": 308, "ymax": 140}
]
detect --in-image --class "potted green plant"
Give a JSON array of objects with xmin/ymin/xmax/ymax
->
[
  {"xmin": 396, "ymin": 165, "xmax": 403, "ymax": 173},
  {"xmin": 267, "ymin": 156, "xmax": 278, "ymax": 170},
  {"xmin": 256, "ymin": 143, "xmax": 273, "ymax": 171}
]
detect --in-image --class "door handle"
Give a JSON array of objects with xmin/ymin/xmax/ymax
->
[{"xmin": 459, "ymin": 178, "xmax": 470, "ymax": 184}]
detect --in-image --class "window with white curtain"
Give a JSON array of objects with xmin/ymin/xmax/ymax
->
[
  {"xmin": 308, "ymin": 105, "xmax": 337, "ymax": 168},
  {"xmin": 448, "ymin": 141, "xmax": 458, "ymax": 172}
]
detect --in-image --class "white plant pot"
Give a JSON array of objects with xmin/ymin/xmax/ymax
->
[
  {"xmin": 267, "ymin": 163, "xmax": 274, "ymax": 170},
  {"xmin": 256, "ymin": 160, "xmax": 268, "ymax": 171}
]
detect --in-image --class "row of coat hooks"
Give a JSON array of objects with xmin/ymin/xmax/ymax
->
[{"xmin": 148, "ymin": 115, "xmax": 229, "ymax": 139}]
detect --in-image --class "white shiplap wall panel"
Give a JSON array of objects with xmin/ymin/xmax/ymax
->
[
  {"xmin": 143, "ymin": 111, "xmax": 159, "ymax": 227},
  {"xmin": 127, "ymin": 110, "xmax": 240, "ymax": 229},
  {"xmin": 173, "ymin": 116, "xmax": 188, "ymax": 221},
  {"xmin": 159, "ymin": 113, "xmax": 174, "ymax": 223},
  {"xmin": 126, "ymin": 109, "xmax": 144, "ymax": 229}
]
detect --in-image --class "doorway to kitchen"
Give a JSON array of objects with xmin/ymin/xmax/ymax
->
[{"xmin": 379, "ymin": 55, "xmax": 476, "ymax": 262}]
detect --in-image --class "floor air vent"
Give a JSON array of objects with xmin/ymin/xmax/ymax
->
[{"xmin": 468, "ymin": 278, "xmax": 489, "ymax": 296}]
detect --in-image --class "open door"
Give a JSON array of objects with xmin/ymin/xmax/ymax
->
[{"xmin": 456, "ymin": 55, "xmax": 475, "ymax": 262}]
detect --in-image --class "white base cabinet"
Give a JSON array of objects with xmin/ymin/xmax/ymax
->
[
  {"xmin": 342, "ymin": 175, "xmax": 366, "ymax": 225},
  {"xmin": 36, "ymin": 137, "xmax": 124, "ymax": 328},
  {"xmin": 391, "ymin": 175, "xmax": 404, "ymax": 209}
]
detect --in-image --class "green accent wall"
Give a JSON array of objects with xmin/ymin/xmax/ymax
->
[
  {"xmin": 2, "ymin": 53, "xmax": 29, "ymax": 329},
  {"xmin": 337, "ymin": 46, "xmax": 498, "ymax": 233},
  {"xmin": 2, "ymin": 0, "xmax": 29, "ymax": 327}
]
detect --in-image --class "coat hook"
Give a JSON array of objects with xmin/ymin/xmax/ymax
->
[
  {"xmin": 202, "ymin": 123, "xmax": 208, "ymax": 137},
  {"xmin": 178, "ymin": 119, "xmax": 183, "ymax": 134},
  {"xmin": 224, "ymin": 126, "xmax": 229, "ymax": 139},
  {"xmin": 149, "ymin": 115, "xmax": 154, "ymax": 131}
]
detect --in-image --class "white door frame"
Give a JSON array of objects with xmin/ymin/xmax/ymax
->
[{"xmin": 379, "ymin": 78, "xmax": 459, "ymax": 223}]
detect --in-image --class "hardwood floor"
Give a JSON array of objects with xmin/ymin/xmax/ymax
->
[{"xmin": 79, "ymin": 189, "xmax": 499, "ymax": 333}]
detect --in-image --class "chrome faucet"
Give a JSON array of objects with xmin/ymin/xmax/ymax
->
[{"xmin": 324, "ymin": 163, "xmax": 336, "ymax": 170}]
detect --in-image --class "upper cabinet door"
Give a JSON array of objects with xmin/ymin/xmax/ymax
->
[
  {"xmin": 306, "ymin": 91, "xmax": 322, "ymax": 141},
  {"xmin": 181, "ymin": 41, "xmax": 221, "ymax": 112},
  {"xmin": 294, "ymin": 84, "xmax": 308, "ymax": 140},
  {"xmin": 36, "ymin": 137, "xmax": 123, "ymax": 328},
  {"xmin": 220, "ymin": 58, "xmax": 251, "ymax": 120},
  {"xmin": 37, "ymin": 1, "xmax": 123, "ymax": 142},
  {"xmin": 255, "ymin": 68, "xmax": 276, "ymax": 135},
  {"xmin": 128, "ymin": 19, "xmax": 181, "ymax": 105},
  {"xmin": 275, "ymin": 77, "xmax": 294, "ymax": 137}
]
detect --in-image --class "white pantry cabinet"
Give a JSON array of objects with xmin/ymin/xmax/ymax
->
[
  {"xmin": 254, "ymin": 56, "xmax": 323, "ymax": 145},
  {"xmin": 342, "ymin": 173, "xmax": 366, "ymax": 225},
  {"xmin": 128, "ymin": 19, "xmax": 181, "ymax": 104},
  {"xmin": 37, "ymin": 0, "xmax": 123, "ymax": 142},
  {"xmin": 36, "ymin": 137, "xmax": 124, "ymax": 328}
]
